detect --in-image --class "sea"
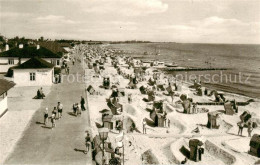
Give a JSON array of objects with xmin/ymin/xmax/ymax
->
[{"xmin": 108, "ymin": 43, "xmax": 260, "ymax": 99}]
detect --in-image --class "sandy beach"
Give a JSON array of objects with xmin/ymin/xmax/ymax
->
[{"xmin": 84, "ymin": 44, "xmax": 260, "ymax": 165}]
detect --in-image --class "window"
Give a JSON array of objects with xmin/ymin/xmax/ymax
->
[
  {"xmin": 30, "ymin": 73, "xmax": 36, "ymax": 81},
  {"xmin": 56, "ymin": 59, "xmax": 60, "ymax": 66},
  {"xmin": 51, "ymin": 59, "xmax": 55, "ymax": 65},
  {"xmin": 8, "ymin": 59, "xmax": 14, "ymax": 65}
]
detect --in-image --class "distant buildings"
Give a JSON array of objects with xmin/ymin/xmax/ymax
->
[
  {"xmin": 0, "ymin": 45, "xmax": 62, "ymax": 73},
  {"xmin": 0, "ymin": 39, "xmax": 74, "ymax": 87},
  {"xmin": 0, "ymin": 79, "xmax": 15, "ymax": 117}
]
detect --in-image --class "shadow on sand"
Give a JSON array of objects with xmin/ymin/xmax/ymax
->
[
  {"xmin": 145, "ymin": 118, "xmax": 155, "ymax": 127},
  {"xmin": 41, "ymin": 126, "xmax": 52, "ymax": 129},
  {"xmin": 67, "ymin": 112, "xmax": 77, "ymax": 117},
  {"xmin": 36, "ymin": 121, "xmax": 45, "ymax": 125},
  {"xmin": 74, "ymin": 148, "xmax": 87, "ymax": 154}
]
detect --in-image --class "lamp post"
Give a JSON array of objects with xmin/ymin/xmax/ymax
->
[{"xmin": 98, "ymin": 128, "xmax": 109, "ymax": 165}]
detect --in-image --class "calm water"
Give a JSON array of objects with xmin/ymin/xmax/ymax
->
[{"xmin": 109, "ymin": 43, "xmax": 260, "ymax": 98}]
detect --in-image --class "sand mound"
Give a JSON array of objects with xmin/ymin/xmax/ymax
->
[
  {"xmin": 170, "ymin": 138, "xmax": 187, "ymax": 164},
  {"xmin": 141, "ymin": 149, "xmax": 160, "ymax": 165},
  {"xmin": 205, "ymin": 140, "xmax": 237, "ymax": 165},
  {"xmin": 124, "ymin": 104, "xmax": 138, "ymax": 116}
]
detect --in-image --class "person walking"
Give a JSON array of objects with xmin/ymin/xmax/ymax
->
[
  {"xmin": 44, "ymin": 108, "xmax": 49, "ymax": 126},
  {"xmin": 80, "ymin": 96, "xmax": 86, "ymax": 111},
  {"xmin": 58, "ymin": 73, "xmax": 62, "ymax": 83},
  {"xmin": 73, "ymin": 103, "xmax": 77, "ymax": 115},
  {"xmin": 51, "ymin": 113, "xmax": 56, "ymax": 129},
  {"xmin": 248, "ymin": 122, "xmax": 253, "ymax": 137},
  {"xmin": 52, "ymin": 107, "xmax": 58, "ymax": 120},
  {"xmin": 67, "ymin": 67, "xmax": 70, "ymax": 74},
  {"xmin": 77, "ymin": 103, "xmax": 82, "ymax": 117},
  {"xmin": 55, "ymin": 74, "xmax": 59, "ymax": 84},
  {"xmin": 238, "ymin": 121, "xmax": 244, "ymax": 136},
  {"xmin": 85, "ymin": 131, "xmax": 91, "ymax": 153},
  {"xmin": 168, "ymin": 119, "xmax": 171, "ymax": 128},
  {"xmin": 57, "ymin": 102, "xmax": 63, "ymax": 119},
  {"xmin": 142, "ymin": 119, "xmax": 147, "ymax": 134}
]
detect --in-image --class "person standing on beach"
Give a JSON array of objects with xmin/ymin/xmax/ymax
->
[
  {"xmin": 168, "ymin": 119, "xmax": 170, "ymax": 128},
  {"xmin": 192, "ymin": 103, "xmax": 198, "ymax": 114},
  {"xmin": 168, "ymin": 82, "xmax": 174, "ymax": 103},
  {"xmin": 142, "ymin": 119, "xmax": 147, "ymax": 134},
  {"xmin": 248, "ymin": 122, "xmax": 253, "ymax": 137},
  {"xmin": 238, "ymin": 122, "xmax": 244, "ymax": 136},
  {"xmin": 57, "ymin": 102, "xmax": 63, "ymax": 119},
  {"xmin": 80, "ymin": 96, "xmax": 86, "ymax": 111},
  {"xmin": 44, "ymin": 108, "xmax": 48, "ymax": 126},
  {"xmin": 128, "ymin": 94, "xmax": 132, "ymax": 104}
]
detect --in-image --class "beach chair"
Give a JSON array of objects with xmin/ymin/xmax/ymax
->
[
  {"xmin": 224, "ymin": 101, "xmax": 236, "ymax": 115},
  {"xmin": 87, "ymin": 85, "xmax": 96, "ymax": 95}
]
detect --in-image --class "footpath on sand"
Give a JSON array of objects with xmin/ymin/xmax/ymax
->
[{"xmin": 4, "ymin": 60, "xmax": 93, "ymax": 165}]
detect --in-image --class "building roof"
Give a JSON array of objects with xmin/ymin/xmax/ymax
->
[
  {"xmin": 0, "ymin": 46, "xmax": 62, "ymax": 58},
  {"xmin": 0, "ymin": 79, "xmax": 15, "ymax": 96},
  {"xmin": 38, "ymin": 41, "xmax": 71, "ymax": 54},
  {"xmin": 13, "ymin": 57, "xmax": 54, "ymax": 69}
]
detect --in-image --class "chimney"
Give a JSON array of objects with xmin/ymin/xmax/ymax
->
[
  {"xmin": 19, "ymin": 44, "xmax": 23, "ymax": 49},
  {"xmin": 5, "ymin": 44, "xmax": 9, "ymax": 51},
  {"xmin": 37, "ymin": 44, "xmax": 40, "ymax": 50}
]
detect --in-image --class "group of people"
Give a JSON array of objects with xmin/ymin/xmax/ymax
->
[
  {"xmin": 238, "ymin": 121, "xmax": 254, "ymax": 137},
  {"xmin": 37, "ymin": 87, "xmax": 45, "ymax": 99},
  {"xmin": 43, "ymin": 96, "xmax": 87, "ymax": 128},
  {"xmin": 43, "ymin": 102, "xmax": 63, "ymax": 129},
  {"xmin": 72, "ymin": 96, "xmax": 86, "ymax": 116},
  {"xmin": 62, "ymin": 60, "xmax": 70, "ymax": 74}
]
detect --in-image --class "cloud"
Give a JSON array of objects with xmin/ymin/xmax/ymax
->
[
  {"xmin": 34, "ymin": 15, "xmax": 78, "ymax": 24},
  {"xmin": 0, "ymin": 12, "xmax": 31, "ymax": 18},
  {"xmin": 84, "ymin": 0, "xmax": 168, "ymax": 16}
]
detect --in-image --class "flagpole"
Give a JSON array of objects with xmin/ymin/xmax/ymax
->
[{"xmin": 123, "ymin": 141, "xmax": 124, "ymax": 165}]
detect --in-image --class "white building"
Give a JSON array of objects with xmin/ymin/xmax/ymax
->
[
  {"xmin": 0, "ymin": 79, "xmax": 15, "ymax": 117},
  {"xmin": 0, "ymin": 46, "xmax": 62, "ymax": 73},
  {"xmin": 13, "ymin": 57, "xmax": 54, "ymax": 86}
]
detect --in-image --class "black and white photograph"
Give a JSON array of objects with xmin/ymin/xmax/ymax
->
[{"xmin": 0, "ymin": 0, "xmax": 260, "ymax": 164}]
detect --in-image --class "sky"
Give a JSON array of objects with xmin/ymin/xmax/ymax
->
[{"xmin": 0, "ymin": 0, "xmax": 260, "ymax": 44}]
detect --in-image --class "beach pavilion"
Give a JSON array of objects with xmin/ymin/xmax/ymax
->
[{"xmin": 12, "ymin": 57, "xmax": 55, "ymax": 86}]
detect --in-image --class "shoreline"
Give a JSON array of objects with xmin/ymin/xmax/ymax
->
[{"xmin": 105, "ymin": 44, "xmax": 260, "ymax": 101}]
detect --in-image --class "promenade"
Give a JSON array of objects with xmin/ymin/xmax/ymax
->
[{"xmin": 4, "ymin": 60, "xmax": 93, "ymax": 165}]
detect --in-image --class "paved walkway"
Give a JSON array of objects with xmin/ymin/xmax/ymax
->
[{"xmin": 4, "ymin": 60, "xmax": 93, "ymax": 165}]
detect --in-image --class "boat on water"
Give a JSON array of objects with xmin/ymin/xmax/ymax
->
[{"xmin": 165, "ymin": 62, "xmax": 178, "ymax": 67}]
